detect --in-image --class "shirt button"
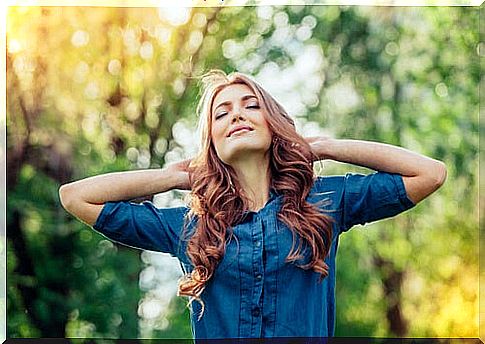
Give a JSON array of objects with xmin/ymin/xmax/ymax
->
[
  {"xmin": 256, "ymin": 273, "xmax": 262, "ymax": 280},
  {"xmin": 255, "ymin": 241, "xmax": 261, "ymax": 247},
  {"xmin": 252, "ymin": 307, "xmax": 261, "ymax": 317}
]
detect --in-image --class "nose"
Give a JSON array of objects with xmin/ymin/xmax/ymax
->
[{"xmin": 231, "ymin": 111, "xmax": 246, "ymax": 123}]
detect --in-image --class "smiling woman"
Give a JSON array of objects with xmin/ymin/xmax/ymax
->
[
  {"xmin": 210, "ymin": 84, "xmax": 272, "ymax": 168},
  {"xmin": 59, "ymin": 69, "xmax": 446, "ymax": 339}
]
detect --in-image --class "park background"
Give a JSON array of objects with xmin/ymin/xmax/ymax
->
[{"xmin": 5, "ymin": 4, "xmax": 479, "ymax": 339}]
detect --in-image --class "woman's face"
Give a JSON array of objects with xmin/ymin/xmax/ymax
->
[{"xmin": 210, "ymin": 83, "xmax": 272, "ymax": 165}]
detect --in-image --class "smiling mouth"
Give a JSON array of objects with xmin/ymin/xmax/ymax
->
[
  {"xmin": 229, "ymin": 128, "xmax": 253, "ymax": 137},
  {"xmin": 227, "ymin": 126, "xmax": 254, "ymax": 137}
]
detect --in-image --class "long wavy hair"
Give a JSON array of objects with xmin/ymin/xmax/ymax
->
[{"xmin": 177, "ymin": 70, "xmax": 335, "ymax": 320}]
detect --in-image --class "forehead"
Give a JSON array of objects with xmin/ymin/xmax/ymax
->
[{"xmin": 212, "ymin": 83, "xmax": 256, "ymax": 109}]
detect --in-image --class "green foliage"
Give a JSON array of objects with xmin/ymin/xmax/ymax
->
[
  {"xmin": 7, "ymin": 166, "xmax": 141, "ymax": 338},
  {"xmin": 6, "ymin": 4, "xmax": 478, "ymax": 339}
]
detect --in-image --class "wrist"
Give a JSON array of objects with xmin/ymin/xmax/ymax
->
[
  {"xmin": 165, "ymin": 169, "xmax": 182, "ymax": 190},
  {"xmin": 152, "ymin": 167, "xmax": 179, "ymax": 193},
  {"xmin": 314, "ymin": 137, "xmax": 338, "ymax": 160},
  {"xmin": 171, "ymin": 170, "xmax": 191, "ymax": 190}
]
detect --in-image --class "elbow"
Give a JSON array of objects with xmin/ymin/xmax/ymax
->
[
  {"xmin": 425, "ymin": 160, "xmax": 447, "ymax": 194},
  {"xmin": 405, "ymin": 160, "xmax": 447, "ymax": 205},
  {"xmin": 59, "ymin": 183, "xmax": 74, "ymax": 210},
  {"xmin": 434, "ymin": 160, "xmax": 447, "ymax": 188}
]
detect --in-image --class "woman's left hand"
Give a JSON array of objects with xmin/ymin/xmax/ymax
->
[
  {"xmin": 304, "ymin": 136, "xmax": 332, "ymax": 161},
  {"xmin": 303, "ymin": 137, "xmax": 447, "ymax": 204}
]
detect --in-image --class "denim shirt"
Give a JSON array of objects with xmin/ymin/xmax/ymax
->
[{"xmin": 92, "ymin": 171, "xmax": 415, "ymax": 339}]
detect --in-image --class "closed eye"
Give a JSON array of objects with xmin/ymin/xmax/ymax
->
[
  {"xmin": 215, "ymin": 106, "xmax": 258, "ymax": 120},
  {"xmin": 215, "ymin": 112, "xmax": 227, "ymax": 120}
]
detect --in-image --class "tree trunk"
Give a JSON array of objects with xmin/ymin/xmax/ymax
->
[{"xmin": 373, "ymin": 255, "xmax": 408, "ymax": 336}]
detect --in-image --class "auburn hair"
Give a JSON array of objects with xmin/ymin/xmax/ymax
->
[{"xmin": 177, "ymin": 70, "xmax": 335, "ymax": 320}]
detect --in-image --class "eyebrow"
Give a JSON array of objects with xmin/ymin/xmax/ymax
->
[{"xmin": 213, "ymin": 94, "xmax": 258, "ymax": 112}]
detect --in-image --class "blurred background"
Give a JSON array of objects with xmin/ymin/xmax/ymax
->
[{"xmin": 6, "ymin": 4, "xmax": 479, "ymax": 339}]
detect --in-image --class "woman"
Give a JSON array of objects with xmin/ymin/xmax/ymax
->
[{"xmin": 59, "ymin": 70, "xmax": 447, "ymax": 339}]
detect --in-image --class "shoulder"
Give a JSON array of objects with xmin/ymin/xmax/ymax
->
[
  {"xmin": 308, "ymin": 171, "xmax": 407, "ymax": 209},
  {"xmin": 311, "ymin": 174, "xmax": 346, "ymax": 191},
  {"xmin": 311, "ymin": 171, "xmax": 404, "ymax": 193},
  {"xmin": 94, "ymin": 200, "xmax": 191, "ymax": 231},
  {"xmin": 140, "ymin": 200, "xmax": 192, "ymax": 227},
  {"xmin": 312, "ymin": 174, "xmax": 346, "ymax": 191},
  {"xmin": 308, "ymin": 174, "xmax": 347, "ymax": 211}
]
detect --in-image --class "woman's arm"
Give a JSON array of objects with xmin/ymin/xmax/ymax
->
[
  {"xmin": 307, "ymin": 137, "xmax": 447, "ymax": 205},
  {"xmin": 59, "ymin": 159, "xmax": 191, "ymax": 226}
]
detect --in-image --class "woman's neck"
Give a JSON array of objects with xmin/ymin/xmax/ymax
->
[{"xmin": 231, "ymin": 155, "xmax": 271, "ymax": 212}]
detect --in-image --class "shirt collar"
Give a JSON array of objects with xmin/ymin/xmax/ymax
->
[
  {"xmin": 239, "ymin": 188, "xmax": 280, "ymax": 221},
  {"xmin": 269, "ymin": 187, "xmax": 279, "ymax": 201}
]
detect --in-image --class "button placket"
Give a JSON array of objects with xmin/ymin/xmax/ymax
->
[
  {"xmin": 252, "ymin": 307, "xmax": 261, "ymax": 317},
  {"xmin": 253, "ymin": 216, "xmax": 264, "ymax": 283},
  {"xmin": 250, "ymin": 215, "xmax": 264, "ymax": 337}
]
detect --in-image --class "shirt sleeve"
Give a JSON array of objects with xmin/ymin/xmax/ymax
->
[
  {"xmin": 91, "ymin": 200, "xmax": 189, "ymax": 257},
  {"xmin": 339, "ymin": 171, "xmax": 416, "ymax": 234}
]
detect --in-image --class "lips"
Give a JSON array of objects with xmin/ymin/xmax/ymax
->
[{"xmin": 227, "ymin": 125, "xmax": 254, "ymax": 137}]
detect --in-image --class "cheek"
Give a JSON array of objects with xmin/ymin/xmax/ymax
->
[
  {"xmin": 261, "ymin": 123, "xmax": 272, "ymax": 143},
  {"xmin": 211, "ymin": 123, "xmax": 226, "ymax": 151},
  {"xmin": 264, "ymin": 131, "xmax": 273, "ymax": 147}
]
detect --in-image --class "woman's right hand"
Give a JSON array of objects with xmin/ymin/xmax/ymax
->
[
  {"xmin": 59, "ymin": 158, "xmax": 193, "ymax": 226},
  {"xmin": 165, "ymin": 159, "xmax": 192, "ymax": 190}
]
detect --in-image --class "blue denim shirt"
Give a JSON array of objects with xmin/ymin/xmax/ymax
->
[{"xmin": 92, "ymin": 171, "xmax": 415, "ymax": 339}]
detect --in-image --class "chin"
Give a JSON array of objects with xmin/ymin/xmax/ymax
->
[{"xmin": 219, "ymin": 143, "xmax": 271, "ymax": 164}]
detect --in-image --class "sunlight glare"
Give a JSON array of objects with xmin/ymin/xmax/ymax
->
[
  {"xmin": 7, "ymin": 38, "xmax": 22, "ymax": 53},
  {"xmin": 71, "ymin": 30, "xmax": 89, "ymax": 47},
  {"xmin": 158, "ymin": 7, "xmax": 191, "ymax": 27}
]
